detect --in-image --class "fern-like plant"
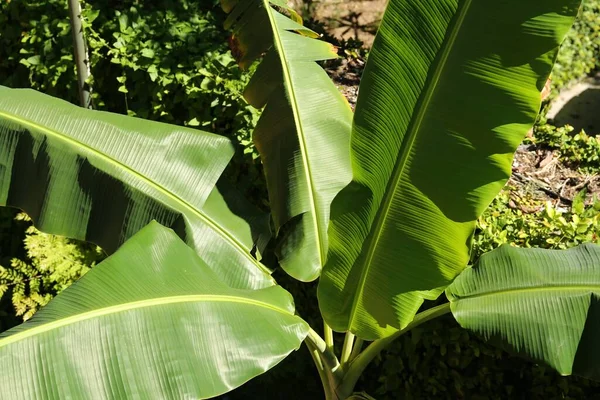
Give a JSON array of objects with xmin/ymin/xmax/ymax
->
[{"xmin": 0, "ymin": 213, "xmax": 103, "ymax": 320}]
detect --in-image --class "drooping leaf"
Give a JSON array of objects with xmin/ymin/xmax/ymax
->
[
  {"xmin": 0, "ymin": 86, "xmax": 273, "ymax": 289},
  {"xmin": 318, "ymin": 0, "xmax": 582, "ymax": 339},
  {"xmin": 446, "ymin": 243, "xmax": 600, "ymax": 380},
  {"xmin": 223, "ymin": 0, "xmax": 353, "ymax": 282},
  {"xmin": 0, "ymin": 221, "xmax": 308, "ymax": 399}
]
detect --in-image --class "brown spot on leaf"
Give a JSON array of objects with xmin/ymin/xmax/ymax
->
[{"xmin": 228, "ymin": 35, "xmax": 244, "ymax": 65}]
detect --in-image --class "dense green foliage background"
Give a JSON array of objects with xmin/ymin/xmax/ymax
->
[
  {"xmin": 0, "ymin": 0, "xmax": 599, "ymax": 398},
  {"xmin": 550, "ymin": 0, "xmax": 600, "ymax": 93}
]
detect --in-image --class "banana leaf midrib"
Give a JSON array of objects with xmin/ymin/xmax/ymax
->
[
  {"xmin": 264, "ymin": 0, "xmax": 326, "ymax": 264},
  {"xmin": 346, "ymin": 0, "xmax": 474, "ymax": 327},
  {"xmin": 0, "ymin": 294, "xmax": 293, "ymax": 347},
  {"xmin": 451, "ymin": 283, "xmax": 600, "ymax": 302},
  {"xmin": 0, "ymin": 109, "xmax": 269, "ymax": 275}
]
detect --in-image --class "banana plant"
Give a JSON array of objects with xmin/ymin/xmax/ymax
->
[{"xmin": 0, "ymin": 0, "xmax": 597, "ymax": 399}]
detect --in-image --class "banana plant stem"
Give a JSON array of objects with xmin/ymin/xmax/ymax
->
[
  {"xmin": 324, "ymin": 322, "xmax": 334, "ymax": 350},
  {"xmin": 348, "ymin": 338, "xmax": 363, "ymax": 363},
  {"xmin": 340, "ymin": 332, "xmax": 355, "ymax": 367},
  {"xmin": 305, "ymin": 340, "xmax": 334, "ymax": 400},
  {"xmin": 339, "ymin": 303, "xmax": 452, "ymax": 396},
  {"xmin": 307, "ymin": 328, "xmax": 343, "ymax": 379},
  {"xmin": 307, "ymin": 327, "xmax": 327, "ymax": 352}
]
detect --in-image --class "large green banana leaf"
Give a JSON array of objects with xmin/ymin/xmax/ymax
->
[
  {"xmin": 0, "ymin": 86, "xmax": 273, "ymax": 289},
  {"xmin": 223, "ymin": 0, "xmax": 353, "ymax": 282},
  {"xmin": 447, "ymin": 243, "xmax": 600, "ymax": 380},
  {"xmin": 0, "ymin": 221, "xmax": 308, "ymax": 399},
  {"xmin": 318, "ymin": 0, "xmax": 582, "ymax": 339}
]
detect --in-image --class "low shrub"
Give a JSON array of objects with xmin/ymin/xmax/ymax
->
[
  {"xmin": 533, "ymin": 117, "xmax": 600, "ymax": 172},
  {"xmin": 473, "ymin": 188, "xmax": 600, "ymax": 261},
  {"xmin": 363, "ymin": 315, "xmax": 600, "ymax": 400}
]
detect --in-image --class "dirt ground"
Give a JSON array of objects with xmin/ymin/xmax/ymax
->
[
  {"xmin": 511, "ymin": 145, "xmax": 600, "ymax": 208},
  {"xmin": 313, "ymin": 0, "xmax": 385, "ymax": 46},
  {"xmin": 292, "ymin": 0, "xmax": 386, "ymax": 46}
]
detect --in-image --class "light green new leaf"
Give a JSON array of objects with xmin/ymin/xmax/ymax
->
[
  {"xmin": 447, "ymin": 243, "xmax": 600, "ymax": 380},
  {"xmin": 223, "ymin": 0, "xmax": 353, "ymax": 281},
  {"xmin": 319, "ymin": 0, "xmax": 582, "ymax": 339},
  {"xmin": 0, "ymin": 86, "xmax": 273, "ymax": 289},
  {"xmin": 0, "ymin": 221, "xmax": 308, "ymax": 399}
]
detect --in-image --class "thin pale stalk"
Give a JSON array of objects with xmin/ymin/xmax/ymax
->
[
  {"xmin": 340, "ymin": 332, "xmax": 355, "ymax": 367},
  {"xmin": 307, "ymin": 328, "xmax": 342, "ymax": 377},
  {"xmin": 339, "ymin": 303, "xmax": 452, "ymax": 395},
  {"xmin": 307, "ymin": 327, "xmax": 328, "ymax": 352},
  {"xmin": 349, "ymin": 338, "xmax": 363, "ymax": 363},
  {"xmin": 67, "ymin": 0, "xmax": 92, "ymax": 108},
  {"xmin": 324, "ymin": 322, "xmax": 334, "ymax": 349}
]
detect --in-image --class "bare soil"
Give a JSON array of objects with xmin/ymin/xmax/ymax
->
[
  {"xmin": 511, "ymin": 145, "xmax": 600, "ymax": 209},
  {"xmin": 294, "ymin": 0, "xmax": 386, "ymax": 46}
]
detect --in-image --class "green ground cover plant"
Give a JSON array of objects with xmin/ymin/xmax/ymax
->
[
  {"xmin": 533, "ymin": 116, "xmax": 600, "ymax": 172},
  {"xmin": 474, "ymin": 189, "xmax": 600, "ymax": 259}
]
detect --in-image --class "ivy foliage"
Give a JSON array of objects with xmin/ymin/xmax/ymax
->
[
  {"xmin": 1, "ymin": 0, "xmax": 251, "ymax": 120},
  {"xmin": 0, "ymin": 0, "xmax": 77, "ymax": 101},
  {"xmin": 0, "ymin": 0, "xmax": 261, "ymax": 163},
  {"xmin": 84, "ymin": 1, "xmax": 259, "ymax": 141}
]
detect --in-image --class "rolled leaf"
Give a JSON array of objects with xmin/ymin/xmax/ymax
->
[
  {"xmin": 223, "ymin": 0, "xmax": 353, "ymax": 281},
  {"xmin": 318, "ymin": 0, "xmax": 582, "ymax": 339},
  {"xmin": 447, "ymin": 243, "xmax": 600, "ymax": 380},
  {"xmin": 0, "ymin": 221, "xmax": 309, "ymax": 399},
  {"xmin": 0, "ymin": 87, "xmax": 273, "ymax": 289}
]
